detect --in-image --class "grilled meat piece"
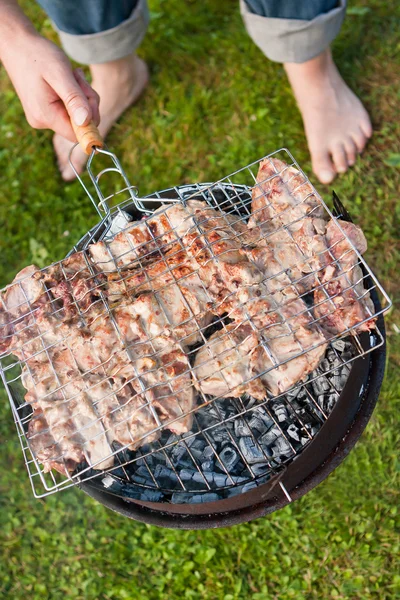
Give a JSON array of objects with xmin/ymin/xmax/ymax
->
[
  {"xmin": 314, "ymin": 219, "xmax": 375, "ymax": 334},
  {"xmin": 194, "ymin": 323, "xmax": 266, "ymax": 400},
  {"xmin": 249, "ymin": 158, "xmax": 375, "ymax": 335},
  {"xmin": 3, "ymin": 265, "xmax": 46, "ymax": 317}
]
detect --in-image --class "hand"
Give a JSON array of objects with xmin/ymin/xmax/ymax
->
[{"xmin": 1, "ymin": 32, "xmax": 100, "ymax": 141}]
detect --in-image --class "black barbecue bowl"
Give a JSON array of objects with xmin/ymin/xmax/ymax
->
[{"xmin": 70, "ymin": 187, "xmax": 386, "ymax": 530}]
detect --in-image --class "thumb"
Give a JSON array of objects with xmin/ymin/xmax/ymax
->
[{"xmin": 45, "ymin": 64, "xmax": 92, "ymax": 128}]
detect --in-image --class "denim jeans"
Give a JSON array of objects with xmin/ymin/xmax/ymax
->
[
  {"xmin": 244, "ymin": 1, "xmax": 339, "ymax": 21},
  {"xmin": 36, "ymin": 0, "xmax": 347, "ymax": 64}
]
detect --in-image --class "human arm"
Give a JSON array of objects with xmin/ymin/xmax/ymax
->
[{"xmin": 0, "ymin": 0, "xmax": 100, "ymax": 140}]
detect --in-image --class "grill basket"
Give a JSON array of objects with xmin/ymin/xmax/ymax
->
[{"xmin": 0, "ymin": 148, "xmax": 391, "ymax": 508}]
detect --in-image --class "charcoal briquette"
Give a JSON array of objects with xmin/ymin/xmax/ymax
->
[
  {"xmin": 189, "ymin": 493, "xmax": 220, "ymax": 504},
  {"xmin": 234, "ymin": 418, "xmax": 250, "ymax": 437},
  {"xmin": 238, "ymin": 436, "xmax": 266, "ymax": 464},
  {"xmin": 251, "ymin": 463, "xmax": 270, "ymax": 476},
  {"xmin": 271, "ymin": 437, "xmax": 292, "ymax": 457},
  {"xmin": 286, "ymin": 423, "xmax": 300, "ymax": 441},
  {"xmin": 201, "ymin": 460, "xmax": 214, "ymax": 471},
  {"xmin": 271, "ymin": 401, "xmax": 288, "ymax": 422},
  {"xmin": 140, "ymin": 489, "xmax": 164, "ymax": 502},
  {"xmin": 259, "ymin": 425, "xmax": 281, "ymax": 447},
  {"xmin": 219, "ymin": 445, "xmax": 240, "ymax": 470}
]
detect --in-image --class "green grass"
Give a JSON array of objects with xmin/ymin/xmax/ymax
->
[{"xmin": 1, "ymin": 1, "xmax": 399, "ymax": 599}]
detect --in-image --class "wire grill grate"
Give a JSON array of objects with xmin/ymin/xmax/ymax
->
[{"xmin": 0, "ymin": 148, "xmax": 391, "ymax": 498}]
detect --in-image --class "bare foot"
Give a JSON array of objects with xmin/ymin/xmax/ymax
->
[
  {"xmin": 284, "ymin": 48, "xmax": 372, "ymax": 184},
  {"xmin": 53, "ymin": 54, "xmax": 149, "ymax": 181}
]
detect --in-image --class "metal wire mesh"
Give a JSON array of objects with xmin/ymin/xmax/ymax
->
[{"xmin": 0, "ymin": 148, "xmax": 391, "ymax": 498}]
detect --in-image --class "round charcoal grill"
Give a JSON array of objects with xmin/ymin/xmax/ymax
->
[{"xmin": 67, "ymin": 182, "xmax": 387, "ymax": 529}]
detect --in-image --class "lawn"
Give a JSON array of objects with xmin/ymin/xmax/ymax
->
[{"xmin": 0, "ymin": 1, "xmax": 399, "ymax": 599}]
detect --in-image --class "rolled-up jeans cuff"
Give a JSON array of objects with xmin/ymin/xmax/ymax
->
[
  {"xmin": 240, "ymin": 0, "xmax": 347, "ymax": 63},
  {"xmin": 55, "ymin": 0, "xmax": 149, "ymax": 64}
]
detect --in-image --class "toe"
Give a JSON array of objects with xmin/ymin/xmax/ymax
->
[
  {"xmin": 61, "ymin": 164, "xmax": 78, "ymax": 182},
  {"xmin": 311, "ymin": 151, "xmax": 336, "ymax": 185},
  {"xmin": 360, "ymin": 112, "xmax": 373, "ymax": 139},
  {"xmin": 331, "ymin": 144, "xmax": 348, "ymax": 174},
  {"xmin": 352, "ymin": 127, "xmax": 369, "ymax": 153},
  {"xmin": 53, "ymin": 133, "xmax": 86, "ymax": 181},
  {"xmin": 343, "ymin": 138, "xmax": 358, "ymax": 167}
]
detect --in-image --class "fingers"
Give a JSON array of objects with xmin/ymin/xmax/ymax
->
[
  {"xmin": 47, "ymin": 98, "xmax": 81, "ymax": 142},
  {"xmin": 74, "ymin": 68, "xmax": 100, "ymax": 126},
  {"xmin": 45, "ymin": 63, "xmax": 93, "ymax": 129}
]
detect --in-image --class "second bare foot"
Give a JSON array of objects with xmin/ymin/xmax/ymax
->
[
  {"xmin": 284, "ymin": 48, "xmax": 372, "ymax": 185},
  {"xmin": 54, "ymin": 54, "xmax": 149, "ymax": 181}
]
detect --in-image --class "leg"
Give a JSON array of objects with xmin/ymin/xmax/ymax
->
[
  {"xmin": 240, "ymin": 0, "xmax": 372, "ymax": 184},
  {"xmin": 36, "ymin": 0, "xmax": 150, "ymax": 180}
]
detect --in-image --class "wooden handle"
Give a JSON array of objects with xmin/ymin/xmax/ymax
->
[{"xmin": 72, "ymin": 120, "xmax": 104, "ymax": 154}]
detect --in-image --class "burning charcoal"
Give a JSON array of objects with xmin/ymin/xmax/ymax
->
[
  {"xmin": 135, "ymin": 465, "xmax": 154, "ymax": 480},
  {"xmin": 285, "ymin": 385, "xmax": 302, "ymax": 400},
  {"xmin": 271, "ymin": 437, "xmax": 292, "ymax": 458},
  {"xmin": 271, "ymin": 400, "xmax": 288, "ymax": 422},
  {"xmin": 238, "ymin": 436, "xmax": 266, "ymax": 464},
  {"xmin": 286, "ymin": 423, "xmax": 300, "ymax": 442},
  {"xmin": 208, "ymin": 405, "xmax": 226, "ymax": 421},
  {"xmin": 251, "ymin": 463, "xmax": 270, "ymax": 476},
  {"xmin": 300, "ymin": 436, "xmax": 310, "ymax": 446},
  {"xmin": 289, "ymin": 399, "xmax": 302, "ymax": 412},
  {"xmin": 296, "ymin": 387, "xmax": 307, "ymax": 400},
  {"xmin": 242, "ymin": 480, "xmax": 259, "ymax": 493},
  {"xmin": 181, "ymin": 469, "xmax": 247, "ymax": 486},
  {"xmin": 166, "ymin": 433, "xmax": 180, "ymax": 446},
  {"xmin": 201, "ymin": 446, "xmax": 214, "ymax": 461},
  {"xmin": 171, "ymin": 492, "xmax": 197, "ymax": 504},
  {"xmin": 255, "ymin": 473, "xmax": 271, "ymax": 486},
  {"xmin": 219, "ymin": 445, "xmax": 240, "ymax": 470},
  {"xmin": 210, "ymin": 427, "xmax": 230, "ymax": 443},
  {"xmin": 259, "ymin": 425, "xmax": 281, "ymax": 447},
  {"xmin": 136, "ymin": 455, "xmax": 154, "ymax": 467},
  {"xmin": 312, "ymin": 376, "xmax": 330, "ymax": 398},
  {"xmin": 226, "ymin": 486, "xmax": 243, "ymax": 498},
  {"xmin": 191, "ymin": 438, "xmax": 207, "ymax": 452},
  {"xmin": 140, "ymin": 489, "xmax": 164, "ymax": 502},
  {"xmin": 248, "ymin": 414, "xmax": 268, "ymax": 434},
  {"xmin": 189, "ymin": 448, "xmax": 205, "ymax": 463},
  {"xmin": 150, "ymin": 451, "xmax": 167, "ymax": 464},
  {"xmin": 189, "ymin": 493, "xmax": 220, "ymax": 504},
  {"xmin": 234, "ymin": 418, "xmax": 250, "ymax": 438},
  {"xmin": 297, "ymin": 408, "xmax": 318, "ymax": 427},
  {"xmin": 181, "ymin": 433, "xmax": 197, "ymax": 447},
  {"xmin": 246, "ymin": 396, "xmax": 258, "ymax": 409},
  {"xmin": 201, "ymin": 460, "xmax": 214, "ymax": 471},
  {"xmin": 332, "ymin": 338, "xmax": 346, "ymax": 352},
  {"xmin": 171, "ymin": 443, "xmax": 187, "ymax": 465},
  {"xmin": 341, "ymin": 351, "xmax": 353, "ymax": 363},
  {"xmin": 254, "ymin": 406, "xmax": 273, "ymax": 421},
  {"xmin": 179, "ymin": 469, "xmax": 196, "ymax": 482},
  {"xmin": 132, "ymin": 474, "xmax": 147, "ymax": 485},
  {"xmin": 153, "ymin": 464, "xmax": 179, "ymax": 486}
]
